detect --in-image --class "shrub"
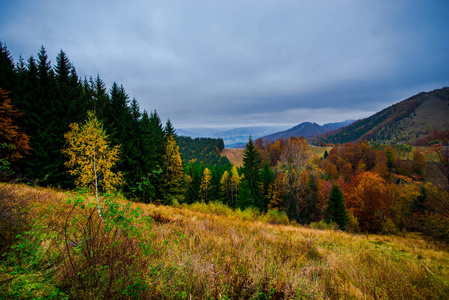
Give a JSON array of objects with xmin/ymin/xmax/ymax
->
[
  {"xmin": 262, "ymin": 209, "xmax": 290, "ymax": 225},
  {"xmin": 58, "ymin": 191, "xmax": 154, "ymax": 299},
  {"xmin": 309, "ymin": 220, "xmax": 337, "ymax": 230}
]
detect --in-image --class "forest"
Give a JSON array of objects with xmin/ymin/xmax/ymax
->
[
  {"xmin": 1, "ymin": 42, "xmax": 449, "ymax": 298},
  {"xmin": 1, "ymin": 41, "xmax": 449, "ymax": 239}
]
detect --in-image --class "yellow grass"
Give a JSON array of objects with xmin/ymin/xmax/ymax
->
[
  {"xmin": 310, "ymin": 146, "xmax": 333, "ymax": 158},
  {"xmin": 2, "ymin": 183, "xmax": 449, "ymax": 299},
  {"xmin": 221, "ymin": 148, "xmax": 245, "ymax": 167}
]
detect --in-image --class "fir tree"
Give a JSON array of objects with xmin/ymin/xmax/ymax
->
[
  {"xmin": 261, "ymin": 163, "xmax": 274, "ymax": 211},
  {"xmin": 241, "ymin": 136, "xmax": 264, "ymax": 210},
  {"xmin": 237, "ymin": 179, "xmax": 255, "ymax": 209},
  {"xmin": 164, "ymin": 119, "xmax": 177, "ymax": 139},
  {"xmin": 324, "ymin": 185, "xmax": 349, "ymax": 230}
]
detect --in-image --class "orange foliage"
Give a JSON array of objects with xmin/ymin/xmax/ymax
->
[
  {"xmin": 344, "ymin": 171, "xmax": 390, "ymax": 232},
  {"xmin": 0, "ymin": 88, "xmax": 31, "ymax": 162}
]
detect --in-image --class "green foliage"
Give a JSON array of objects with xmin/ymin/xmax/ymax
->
[
  {"xmin": 241, "ymin": 136, "xmax": 264, "ymax": 210},
  {"xmin": 178, "ymin": 136, "xmax": 228, "ymax": 166},
  {"xmin": 60, "ymin": 191, "xmax": 154, "ymax": 298},
  {"xmin": 324, "ymin": 185, "xmax": 349, "ymax": 231}
]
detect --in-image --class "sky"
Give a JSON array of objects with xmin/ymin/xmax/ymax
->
[{"xmin": 1, "ymin": 0, "xmax": 448, "ymax": 129}]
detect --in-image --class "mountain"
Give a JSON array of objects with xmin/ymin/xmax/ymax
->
[
  {"xmin": 311, "ymin": 87, "xmax": 449, "ymax": 145},
  {"xmin": 178, "ymin": 126, "xmax": 290, "ymax": 148},
  {"xmin": 261, "ymin": 120, "xmax": 354, "ymax": 142}
]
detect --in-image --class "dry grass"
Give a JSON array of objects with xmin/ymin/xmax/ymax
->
[
  {"xmin": 310, "ymin": 146, "xmax": 333, "ymax": 158},
  {"xmin": 221, "ymin": 148, "xmax": 245, "ymax": 167},
  {"xmin": 2, "ymin": 183, "xmax": 449, "ymax": 299}
]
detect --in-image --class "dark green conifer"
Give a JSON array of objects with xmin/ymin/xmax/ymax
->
[
  {"xmin": 241, "ymin": 136, "xmax": 264, "ymax": 210},
  {"xmin": 324, "ymin": 185, "xmax": 349, "ymax": 230}
]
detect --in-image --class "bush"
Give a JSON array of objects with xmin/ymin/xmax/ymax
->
[
  {"xmin": 309, "ymin": 220, "xmax": 337, "ymax": 230},
  {"xmin": 262, "ymin": 209, "xmax": 290, "ymax": 225},
  {"xmin": 58, "ymin": 191, "xmax": 154, "ymax": 299}
]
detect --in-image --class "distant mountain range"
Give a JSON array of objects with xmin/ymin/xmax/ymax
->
[
  {"xmin": 261, "ymin": 120, "xmax": 354, "ymax": 142},
  {"xmin": 310, "ymin": 87, "xmax": 449, "ymax": 145},
  {"xmin": 179, "ymin": 87, "xmax": 449, "ymax": 148},
  {"xmin": 177, "ymin": 126, "xmax": 290, "ymax": 148}
]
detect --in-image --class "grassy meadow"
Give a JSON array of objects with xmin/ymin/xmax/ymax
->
[{"xmin": 1, "ymin": 183, "xmax": 449, "ymax": 299}]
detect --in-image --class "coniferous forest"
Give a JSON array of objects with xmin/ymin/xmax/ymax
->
[{"xmin": 1, "ymin": 41, "xmax": 449, "ymax": 299}]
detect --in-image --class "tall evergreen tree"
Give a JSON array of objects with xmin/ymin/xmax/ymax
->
[
  {"xmin": 0, "ymin": 41, "xmax": 16, "ymax": 92},
  {"xmin": 241, "ymin": 136, "xmax": 264, "ymax": 210},
  {"xmin": 261, "ymin": 163, "xmax": 275, "ymax": 211},
  {"xmin": 324, "ymin": 185, "xmax": 349, "ymax": 230},
  {"xmin": 164, "ymin": 119, "xmax": 177, "ymax": 139}
]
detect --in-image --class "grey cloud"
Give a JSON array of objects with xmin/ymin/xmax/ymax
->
[{"xmin": 1, "ymin": 0, "xmax": 448, "ymax": 128}]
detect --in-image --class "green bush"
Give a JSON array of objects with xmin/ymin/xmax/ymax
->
[
  {"xmin": 262, "ymin": 209, "xmax": 290, "ymax": 225},
  {"xmin": 59, "ymin": 191, "xmax": 154, "ymax": 299}
]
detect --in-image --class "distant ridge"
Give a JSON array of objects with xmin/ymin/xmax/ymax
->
[
  {"xmin": 310, "ymin": 87, "xmax": 449, "ymax": 145},
  {"xmin": 261, "ymin": 120, "xmax": 354, "ymax": 142}
]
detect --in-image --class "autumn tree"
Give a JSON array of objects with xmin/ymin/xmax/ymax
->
[
  {"xmin": 0, "ymin": 88, "xmax": 31, "ymax": 174},
  {"xmin": 229, "ymin": 165, "xmax": 243, "ymax": 207},
  {"xmin": 200, "ymin": 167, "xmax": 212, "ymax": 202},
  {"xmin": 268, "ymin": 173, "xmax": 285, "ymax": 210},
  {"xmin": 411, "ymin": 149, "xmax": 427, "ymax": 177},
  {"xmin": 279, "ymin": 136, "xmax": 311, "ymax": 222},
  {"xmin": 63, "ymin": 111, "xmax": 124, "ymax": 217},
  {"xmin": 161, "ymin": 135, "xmax": 187, "ymax": 204},
  {"xmin": 220, "ymin": 170, "xmax": 231, "ymax": 205}
]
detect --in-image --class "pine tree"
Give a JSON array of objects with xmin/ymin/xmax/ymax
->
[
  {"xmin": 241, "ymin": 136, "xmax": 263, "ymax": 210},
  {"xmin": 164, "ymin": 119, "xmax": 177, "ymax": 139},
  {"xmin": 324, "ymin": 185, "xmax": 349, "ymax": 230},
  {"xmin": 261, "ymin": 163, "xmax": 274, "ymax": 211},
  {"xmin": 237, "ymin": 179, "xmax": 255, "ymax": 210},
  {"xmin": 0, "ymin": 41, "xmax": 16, "ymax": 92}
]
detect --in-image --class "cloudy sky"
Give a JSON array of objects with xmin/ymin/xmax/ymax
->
[{"xmin": 1, "ymin": 0, "xmax": 448, "ymax": 128}]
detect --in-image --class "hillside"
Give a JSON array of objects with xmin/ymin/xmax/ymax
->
[
  {"xmin": 312, "ymin": 87, "xmax": 449, "ymax": 144},
  {"xmin": 262, "ymin": 120, "xmax": 354, "ymax": 142},
  {"xmin": 2, "ymin": 184, "xmax": 449, "ymax": 299},
  {"xmin": 221, "ymin": 148, "xmax": 245, "ymax": 166}
]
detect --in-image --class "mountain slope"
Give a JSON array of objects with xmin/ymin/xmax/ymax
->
[
  {"xmin": 262, "ymin": 120, "xmax": 354, "ymax": 142},
  {"xmin": 312, "ymin": 87, "xmax": 449, "ymax": 144}
]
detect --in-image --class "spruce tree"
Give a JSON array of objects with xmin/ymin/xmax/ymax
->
[
  {"xmin": 164, "ymin": 119, "xmax": 177, "ymax": 139},
  {"xmin": 324, "ymin": 185, "xmax": 349, "ymax": 230},
  {"xmin": 241, "ymin": 136, "xmax": 264, "ymax": 210},
  {"xmin": 261, "ymin": 163, "xmax": 274, "ymax": 211},
  {"xmin": 0, "ymin": 41, "xmax": 16, "ymax": 92}
]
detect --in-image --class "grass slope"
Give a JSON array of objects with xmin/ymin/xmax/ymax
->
[
  {"xmin": 221, "ymin": 148, "xmax": 245, "ymax": 167},
  {"xmin": 2, "ymin": 184, "xmax": 449, "ymax": 299}
]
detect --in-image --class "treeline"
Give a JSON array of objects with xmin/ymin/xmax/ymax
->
[
  {"xmin": 0, "ymin": 42, "xmax": 185, "ymax": 202},
  {"xmin": 249, "ymin": 134, "xmax": 449, "ymax": 241},
  {"xmin": 177, "ymin": 136, "xmax": 229, "ymax": 166}
]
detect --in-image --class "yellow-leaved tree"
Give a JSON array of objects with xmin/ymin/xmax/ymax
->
[
  {"xmin": 161, "ymin": 135, "xmax": 188, "ymax": 204},
  {"xmin": 62, "ymin": 111, "xmax": 124, "ymax": 217},
  {"xmin": 200, "ymin": 167, "xmax": 212, "ymax": 202}
]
